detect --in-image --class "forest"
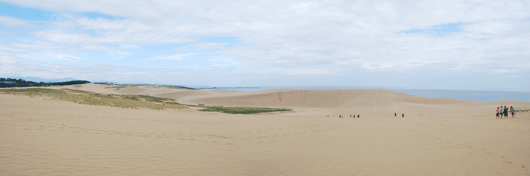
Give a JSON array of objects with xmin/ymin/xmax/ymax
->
[{"xmin": 0, "ymin": 78, "xmax": 90, "ymax": 88}]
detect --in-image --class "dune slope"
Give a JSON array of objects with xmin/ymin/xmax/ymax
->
[{"xmin": 1, "ymin": 92, "xmax": 530, "ymax": 175}]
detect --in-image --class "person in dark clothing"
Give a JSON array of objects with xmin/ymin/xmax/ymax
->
[
  {"xmin": 504, "ymin": 106, "xmax": 509, "ymax": 117},
  {"xmin": 394, "ymin": 113, "xmax": 397, "ymax": 117},
  {"xmin": 402, "ymin": 113, "xmax": 404, "ymax": 117}
]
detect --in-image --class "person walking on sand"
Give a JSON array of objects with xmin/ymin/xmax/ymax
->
[
  {"xmin": 500, "ymin": 107, "xmax": 504, "ymax": 118},
  {"xmin": 504, "ymin": 106, "xmax": 509, "ymax": 117},
  {"xmin": 496, "ymin": 107, "xmax": 500, "ymax": 118},
  {"xmin": 395, "ymin": 113, "xmax": 397, "ymax": 117},
  {"xmin": 402, "ymin": 113, "xmax": 404, "ymax": 117},
  {"xmin": 510, "ymin": 106, "xmax": 515, "ymax": 118}
]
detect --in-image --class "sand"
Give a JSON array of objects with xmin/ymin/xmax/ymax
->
[{"xmin": 1, "ymin": 84, "xmax": 530, "ymax": 175}]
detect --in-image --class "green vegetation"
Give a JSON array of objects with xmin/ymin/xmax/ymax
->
[
  {"xmin": 137, "ymin": 94, "xmax": 171, "ymax": 102},
  {"xmin": 67, "ymin": 89, "xmax": 93, "ymax": 94},
  {"xmin": 105, "ymin": 84, "xmax": 136, "ymax": 90},
  {"xmin": 515, "ymin": 109, "xmax": 530, "ymax": 113},
  {"xmin": 96, "ymin": 82, "xmax": 196, "ymax": 90},
  {"xmin": 122, "ymin": 95, "xmax": 140, "ymax": 101},
  {"xmin": 198, "ymin": 106, "xmax": 291, "ymax": 114},
  {"xmin": 0, "ymin": 88, "xmax": 187, "ymax": 110},
  {"xmin": 0, "ymin": 87, "xmax": 292, "ymax": 114}
]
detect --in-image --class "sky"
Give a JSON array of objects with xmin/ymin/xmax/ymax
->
[{"xmin": 0, "ymin": 0, "xmax": 529, "ymax": 91}]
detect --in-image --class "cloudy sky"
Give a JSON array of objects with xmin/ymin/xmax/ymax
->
[{"xmin": 0, "ymin": 0, "xmax": 529, "ymax": 90}]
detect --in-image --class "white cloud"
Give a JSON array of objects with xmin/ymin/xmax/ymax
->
[
  {"xmin": 120, "ymin": 44, "xmax": 140, "ymax": 49},
  {"xmin": 149, "ymin": 53, "xmax": 196, "ymax": 61},
  {"xmin": 9, "ymin": 43, "xmax": 63, "ymax": 50},
  {"xmin": 493, "ymin": 69, "xmax": 516, "ymax": 73},
  {"xmin": 177, "ymin": 42, "xmax": 228, "ymax": 51},
  {"xmin": 1, "ymin": 0, "xmax": 529, "ymax": 89},
  {"xmin": 0, "ymin": 46, "xmax": 27, "ymax": 61},
  {"xmin": 165, "ymin": 53, "xmax": 195, "ymax": 60},
  {"xmin": 106, "ymin": 51, "xmax": 131, "ymax": 59},
  {"xmin": 0, "ymin": 15, "xmax": 32, "ymax": 27},
  {"xmin": 9, "ymin": 41, "xmax": 133, "ymax": 52},
  {"xmin": 54, "ymin": 54, "xmax": 81, "ymax": 61},
  {"xmin": 282, "ymin": 68, "xmax": 331, "ymax": 75},
  {"xmin": 206, "ymin": 56, "xmax": 239, "ymax": 68},
  {"xmin": 0, "ymin": 44, "xmax": 86, "ymax": 62},
  {"xmin": 362, "ymin": 64, "xmax": 396, "ymax": 70}
]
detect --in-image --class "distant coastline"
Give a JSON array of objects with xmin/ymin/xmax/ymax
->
[{"xmin": 2, "ymin": 77, "xmax": 529, "ymax": 102}]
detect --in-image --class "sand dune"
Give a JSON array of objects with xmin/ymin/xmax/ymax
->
[
  {"xmin": 60, "ymin": 84, "xmax": 243, "ymax": 100},
  {"xmin": 179, "ymin": 89, "xmax": 473, "ymax": 108},
  {"xmin": 180, "ymin": 88, "xmax": 530, "ymax": 117},
  {"xmin": 2, "ymin": 86, "xmax": 530, "ymax": 175}
]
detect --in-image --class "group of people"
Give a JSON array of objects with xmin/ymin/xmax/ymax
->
[
  {"xmin": 334, "ymin": 115, "xmax": 360, "ymax": 118},
  {"xmin": 496, "ymin": 106, "xmax": 515, "ymax": 118},
  {"xmin": 394, "ymin": 113, "xmax": 405, "ymax": 117}
]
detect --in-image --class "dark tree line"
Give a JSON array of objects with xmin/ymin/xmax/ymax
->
[
  {"xmin": 0, "ymin": 78, "xmax": 90, "ymax": 88},
  {"xmin": 93, "ymin": 81, "xmax": 115, "ymax": 85}
]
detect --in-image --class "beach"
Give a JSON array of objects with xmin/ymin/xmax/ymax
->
[{"xmin": 1, "ymin": 84, "xmax": 530, "ymax": 175}]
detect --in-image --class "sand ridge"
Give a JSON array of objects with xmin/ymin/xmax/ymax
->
[{"xmin": 178, "ymin": 88, "xmax": 480, "ymax": 108}]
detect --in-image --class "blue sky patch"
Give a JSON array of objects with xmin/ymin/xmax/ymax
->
[
  {"xmin": 199, "ymin": 37, "xmax": 241, "ymax": 47},
  {"xmin": 0, "ymin": 2, "xmax": 51, "ymax": 21},
  {"xmin": 0, "ymin": 2, "xmax": 122, "ymax": 21},
  {"xmin": 401, "ymin": 23, "xmax": 462, "ymax": 35},
  {"xmin": 80, "ymin": 12, "xmax": 123, "ymax": 20}
]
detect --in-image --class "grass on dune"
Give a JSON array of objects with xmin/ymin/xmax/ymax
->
[
  {"xmin": 515, "ymin": 109, "xmax": 530, "ymax": 113},
  {"xmin": 198, "ymin": 106, "xmax": 291, "ymax": 114},
  {"xmin": 0, "ymin": 88, "xmax": 187, "ymax": 110},
  {"xmin": 104, "ymin": 84, "xmax": 195, "ymax": 91},
  {"xmin": 0, "ymin": 88, "xmax": 291, "ymax": 114},
  {"xmin": 105, "ymin": 84, "xmax": 136, "ymax": 90}
]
